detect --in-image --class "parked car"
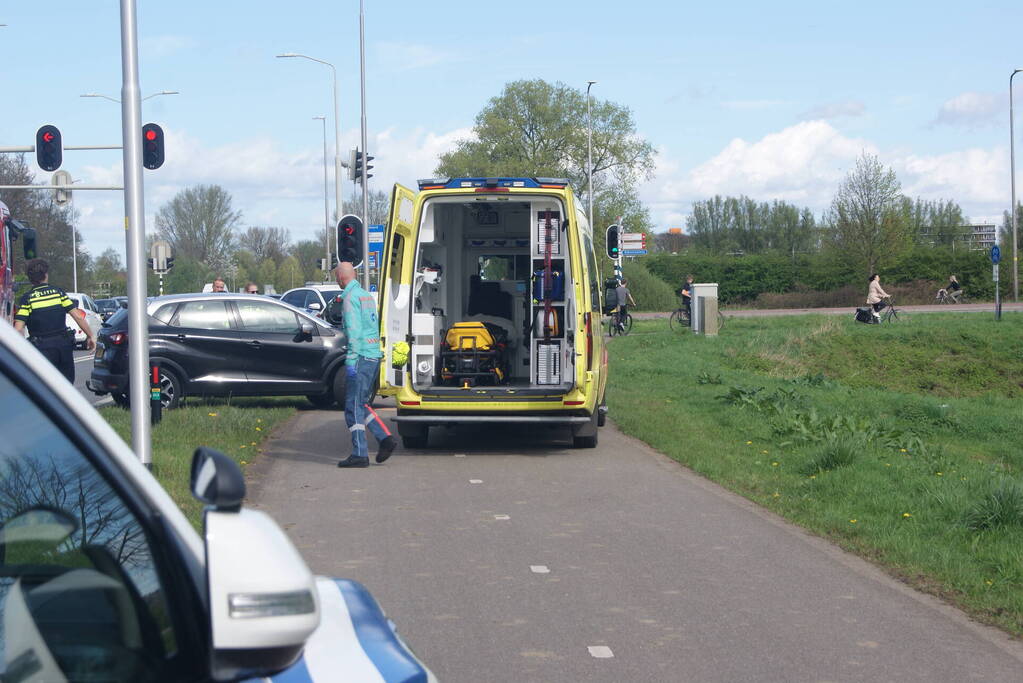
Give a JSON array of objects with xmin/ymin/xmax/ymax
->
[
  {"xmin": 281, "ymin": 284, "xmax": 344, "ymax": 319},
  {"xmin": 88, "ymin": 293, "xmax": 349, "ymax": 409},
  {"xmin": 94, "ymin": 297, "xmax": 123, "ymax": 320},
  {"xmin": 66, "ymin": 292, "xmax": 106, "ymax": 348},
  {"xmin": 0, "ymin": 320, "xmax": 434, "ymax": 682}
]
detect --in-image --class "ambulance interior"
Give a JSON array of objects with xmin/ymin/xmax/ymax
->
[{"xmin": 410, "ymin": 196, "xmax": 575, "ymax": 392}]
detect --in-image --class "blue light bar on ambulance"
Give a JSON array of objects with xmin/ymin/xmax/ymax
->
[{"xmin": 416, "ymin": 177, "xmax": 570, "ymax": 191}]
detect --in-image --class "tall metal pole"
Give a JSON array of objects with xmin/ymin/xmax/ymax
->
[
  {"xmin": 1011, "ymin": 69, "xmax": 1022, "ymax": 303},
  {"xmin": 70, "ymin": 197, "xmax": 78, "ymax": 292},
  {"xmin": 315, "ymin": 116, "xmax": 331, "ymax": 273},
  {"xmin": 586, "ymin": 81, "xmax": 597, "ymax": 234},
  {"xmin": 119, "ymin": 0, "xmax": 151, "ymax": 466},
  {"xmin": 359, "ymin": 0, "xmax": 370, "ymax": 289}
]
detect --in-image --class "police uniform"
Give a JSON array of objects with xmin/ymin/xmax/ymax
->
[{"xmin": 15, "ymin": 284, "xmax": 79, "ymax": 382}]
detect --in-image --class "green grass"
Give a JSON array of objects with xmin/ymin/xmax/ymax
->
[
  {"xmin": 608, "ymin": 313, "xmax": 1023, "ymax": 635},
  {"xmin": 100, "ymin": 397, "xmax": 304, "ymax": 528}
]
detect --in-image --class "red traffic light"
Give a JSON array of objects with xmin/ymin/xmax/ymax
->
[
  {"xmin": 145, "ymin": 129, "xmax": 157, "ymax": 141},
  {"xmin": 42, "ymin": 131, "xmax": 55, "ymax": 143},
  {"xmin": 343, "ymin": 225, "xmax": 355, "ymax": 235},
  {"xmin": 141, "ymin": 123, "xmax": 165, "ymax": 170}
]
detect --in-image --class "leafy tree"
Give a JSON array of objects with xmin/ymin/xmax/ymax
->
[
  {"xmin": 238, "ymin": 226, "xmax": 290, "ymax": 266},
  {"xmin": 288, "ymin": 239, "xmax": 329, "ymax": 284},
  {"xmin": 275, "ymin": 255, "xmax": 303, "ymax": 292},
  {"xmin": 1000, "ymin": 202, "xmax": 1022, "ymax": 252},
  {"xmin": 902, "ymin": 198, "xmax": 968, "ymax": 246},
  {"xmin": 435, "ymin": 79, "xmax": 655, "ymax": 208},
  {"xmin": 90, "ymin": 247, "xmax": 126, "ymax": 297},
  {"xmin": 685, "ymin": 196, "xmax": 817, "ymax": 258},
  {"xmin": 824, "ymin": 153, "xmax": 910, "ymax": 274},
  {"xmin": 155, "ymin": 184, "xmax": 240, "ymax": 266}
]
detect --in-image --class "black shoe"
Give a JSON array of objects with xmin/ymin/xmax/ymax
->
[
  {"xmin": 376, "ymin": 437, "xmax": 397, "ymax": 464},
  {"xmin": 337, "ymin": 455, "xmax": 369, "ymax": 468}
]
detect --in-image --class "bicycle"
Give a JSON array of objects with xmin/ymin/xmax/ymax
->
[
  {"xmin": 669, "ymin": 305, "xmax": 691, "ymax": 333},
  {"xmin": 878, "ymin": 297, "xmax": 908, "ymax": 323},
  {"xmin": 936, "ymin": 289, "xmax": 969, "ymax": 305},
  {"xmin": 608, "ymin": 308, "xmax": 633, "ymax": 336}
]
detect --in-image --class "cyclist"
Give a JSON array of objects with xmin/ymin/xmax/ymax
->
[
  {"xmin": 614, "ymin": 278, "xmax": 636, "ymax": 331},
  {"xmin": 937, "ymin": 275, "xmax": 962, "ymax": 302},
  {"xmin": 680, "ymin": 274, "xmax": 694, "ymax": 322},
  {"xmin": 866, "ymin": 273, "xmax": 890, "ymax": 322}
]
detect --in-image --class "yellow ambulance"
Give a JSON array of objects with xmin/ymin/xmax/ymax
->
[{"xmin": 378, "ymin": 177, "xmax": 608, "ymax": 448}]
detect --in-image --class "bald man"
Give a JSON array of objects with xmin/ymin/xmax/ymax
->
[{"xmin": 334, "ymin": 262, "xmax": 395, "ymax": 468}]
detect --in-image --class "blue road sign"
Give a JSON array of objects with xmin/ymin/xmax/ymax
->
[
  {"xmin": 622, "ymin": 249, "xmax": 648, "ymax": 256},
  {"xmin": 991, "ymin": 245, "xmax": 1001, "ymax": 264}
]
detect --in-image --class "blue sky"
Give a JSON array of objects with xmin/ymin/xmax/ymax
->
[{"xmin": 2, "ymin": 0, "xmax": 1021, "ymax": 258}]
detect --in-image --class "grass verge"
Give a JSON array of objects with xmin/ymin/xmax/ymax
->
[
  {"xmin": 608, "ymin": 313, "xmax": 1023, "ymax": 635},
  {"xmin": 100, "ymin": 397, "xmax": 305, "ymax": 529}
]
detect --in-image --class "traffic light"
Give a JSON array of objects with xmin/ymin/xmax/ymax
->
[
  {"xmin": 605, "ymin": 224, "xmax": 620, "ymax": 260},
  {"xmin": 165, "ymin": 256, "xmax": 175, "ymax": 271},
  {"xmin": 337, "ymin": 214, "xmax": 364, "ymax": 267},
  {"xmin": 35, "ymin": 125, "xmax": 62, "ymax": 172},
  {"xmin": 147, "ymin": 258, "xmax": 155, "ymax": 269},
  {"xmin": 142, "ymin": 123, "xmax": 165, "ymax": 170},
  {"xmin": 347, "ymin": 148, "xmax": 357, "ymax": 181},
  {"xmin": 353, "ymin": 149, "xmax": 374, "ymax": 184}
]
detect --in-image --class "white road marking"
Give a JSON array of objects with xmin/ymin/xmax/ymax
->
[
  {"xmin": 530, "ymin": 565, "xmax": 550, "ymax": 574},
  {"xmin": 92, "ymin": 397, "xmax": 113, "ymax": 408},
  {"xmin": 588, "ymin": 646, "xmax": 614, "ymax": 659},
  {"xmin": 454, "ymin": 453, "xmax": 466, "ymax": 458},
  {"xmin": 469, "ymin": 479, "xmax": 482, "ymax": 484},
  {"xmin": 494, "ymin": 514, "xmax": 510, "ymax": 520},
  {"xmin": 74, "ymin": 356, "xmax": 95, "ymax": 364}
]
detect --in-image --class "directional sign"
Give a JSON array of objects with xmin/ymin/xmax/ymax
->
[
  {"xmin": 991, "ymin": 245, "xmax": 1001, "ymax": 264},
  {"xmin": 622, "ymin": 249, "xmax": 648, "ymax": 256},
  {"xmin": 622, "ymin": 232, "xmax": 646, "ymax": 241}
]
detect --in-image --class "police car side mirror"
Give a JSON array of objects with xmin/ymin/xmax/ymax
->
[{"xmin": 191, "ymin": 447, "xmax": 321, "ymax": 681}]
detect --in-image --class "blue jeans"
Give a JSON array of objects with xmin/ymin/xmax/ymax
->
[{"xmin": 345, "ymin": 357, "xmax": 390, "ymax": 460}]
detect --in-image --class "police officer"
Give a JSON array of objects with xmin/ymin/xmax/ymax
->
[
  {"xmin": 13, "ymin": 258, "xmax": 95, "ymax": 382},
  {"xmin": 334, "ymin": 261, "xmax": 396, "ymax": 468}
]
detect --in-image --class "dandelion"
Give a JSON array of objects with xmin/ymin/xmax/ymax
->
[
  {"xmin": 257, "ymin": 418, "xmax": 263, "ymax": 423},
  {"xmin": 240, "ymin": 460, "xmax": 248, "ymax": 465},
  {"xmin": 240, "ymin": 445, "xmax": 247, "ymax": 449},
  {"xmin": 746, "ymin": 441, "xmax": 753, "ymax": 445},
  {"xmin": 208, "ymin": 412, "xmax": 218, "ymax": 417},
  {"xmin": 899, "ymin": 448, "xmax": 907, "ymax": 453},
  {"xmin": 885, "ymin": 463, "xmax": 892, "ymax": 467},
  {"xmin": 902, "ymin": 512, "xmax": 912, "ymax": 518},
  {"xmin": 761, "ymin": 450, "xmax": 769, "ymax": 454},
  {"xmin": 936, "ymin": 472, "xmax": 943, "ymax": 476},
  {"xmin": 255, "ymin": 427, "xmax": 262, "ymax": 432},
  {"xmin": 850, "ymin": 519, "xmax": 857, "ymax": 524},
  {"xmin": 771, "ymin": 462, "xmax": 779, "ymax": 467},
  {"xmin": 250, "ymin": 442, "xmax": 257, "ymax": 446},
  {"xmin": 772, "ymin": 492, "xmax": 780, "ymax": 498},
  {"xmin": 809, "ymin": 474, "xmax": 817, "ymax": 480},
  {"xmin": 985, "ymin": 580, "xmax": 993, "ymax": 586}
]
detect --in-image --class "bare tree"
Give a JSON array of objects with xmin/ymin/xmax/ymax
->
[
  {"xmin": 238, "ymin": 226, "xmax": 291, "ymax": 266},
  {"xmin": 155, "ymin": 184, "xmax": 240, "ymax": 265},
  {"xmin": 825, "ymin": 153, "xmax": 910, "ymax": 273}
]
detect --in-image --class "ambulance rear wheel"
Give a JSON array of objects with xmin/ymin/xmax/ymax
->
[
  {"xmin": 400, "ymin": 424, "xmax": 429, "ymax": 449},
  {"xmin": 572, "ymin": 411, "xmax": 599, "ymax": 449}
]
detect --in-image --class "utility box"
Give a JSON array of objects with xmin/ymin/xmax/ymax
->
[
  {"xmin": 700, "ymin": 296, "xmax": 719, "ymax": 336},
  {"xmin": 691, "ymin": 283, "xmax": 719, "ymax": 335}
]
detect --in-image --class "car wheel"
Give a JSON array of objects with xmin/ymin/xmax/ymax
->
[
  {"xmin": 399, "ymin": 423, "xmax": 428, "ymax": 449},
  {"xmin": 159, "ymin": 367, "xmax": 182, "ymax": 410},
  {"xmin": 402, "ymin": 434, "xmax": 428, "ymax": 449},
  {"xmin": 112, "ymin": 392, "xmax": 130, "ymax": 408},
  {"xmin": 572, "ymin": 410, "xmax": 599, "ymax": 448},
  {"xmin": 306, "ymin": 393, "xmax": 334, "ymax": 409},
  {"xmin": 331, "ymin": 367, "xmax": 348, "ymax": 408},
  {"xmin": 597, "ymin": 399, "xmax": 607, "ymax": 427}
]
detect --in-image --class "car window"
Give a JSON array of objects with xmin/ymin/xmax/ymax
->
[
  {"xmin": 153, "ymin": 304, "xmax": 176, "ymax": 324},
  {"xmin": 281, "ymin": 290, "xmax": 306, "ymax": 308},
  {"xmin": 173, "ymin": 301, "xmax": 232, "ymax": 330},
  {"xmin": 235, "ymin": 300, "xmax": 300, "ymax": 334},
  {"xmin": 0, "ymin": 370, "xmax": 180, "ymax": 678}
]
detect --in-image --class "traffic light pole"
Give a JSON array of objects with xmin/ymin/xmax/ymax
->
[
  {"xmin": 120, "ymin": 0, "xmax": 152, "ymax": 468},
  {"xmin": 359, "ymin": 0, "xmax": 370, "ymax": 290},
  {"xmin": 615, "ymin": 215, "xmax": 623, "ymax": 282}
]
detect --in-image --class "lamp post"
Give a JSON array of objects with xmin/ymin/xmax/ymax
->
[
  {"xmin": 314, "ymin": 116, "xmax": 331, "ymax": 276},
  {"xmin": 586, "ymin": 81, "xmax": 597, "ymax": 235},
  {"xmin": 80, "ymin": 90, "xmax": 179, "ymax": 103},
  {"xmin": 358, "ymin": 0, "xmax": 370, "ymax": 289},
  {"xmin": 1010, "ymin": 68, "xmax": 1022, "ymax": 302},
  {"xmin": 277, "ymin": 53, "xmax": 342, "ymax": 224}
]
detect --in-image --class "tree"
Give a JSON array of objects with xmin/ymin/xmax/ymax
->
[
  {"xmin": 435, "ymin": 79, "xmax": 655, "ymax": 207},
  {"xmin": 1000, "ymin": 202, "xmax": 1022, "ymax": 252},
  {"xmin": 238, "ymin": 226, "xmax": 290, "ymax": 266},
  {"xmin": 902, "ymin": 198, "xmax": 968, "ymax": 246},
  {"xmin": 342, "ymin": 189, "xmax": 390, "ymax": 226},
  {"xmin": 155, "ymin": 185, "xmax": 240, "ymax": 266},
  {"xmin": 275, "ymin": 255, "xmax": 303, "ymax": 292},
  {"xmin": 288, "ymin": 239, "xmax": 329, "ymax": 284},
  {"xmin": 825, "ymin": 153, "xmax": 910, "ymax": 273},
  {"xmin": 89, "ymin": 247, "xmax": 126, "ymax": 297}
]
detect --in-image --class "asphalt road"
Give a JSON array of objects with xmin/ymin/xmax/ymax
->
[
  {"xmin": 72, "ymin": 348, "xmax": 111, "ymax": 406},
  {"xmin": 248, "ymin": 407, "xmax": 1023, "ymax": 682},
  {"xmin": 635, "ymin": 301, "xmax": 1023, "ymax": 319}
]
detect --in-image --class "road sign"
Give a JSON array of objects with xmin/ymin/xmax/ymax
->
[
  {"xmin": 622, "ymin": 232, "xmax": 645, "ymax": 241},
  {"xmin": 622, "ymin": 249, "xmax": 648, "ymax": 256},
  {"xmin": 150, "ymin": 240, "xmax": 172, "ymax": 273},
  {"xmin": 991, "ymin": 245, "xmax": 1001, "ymax": 264}
]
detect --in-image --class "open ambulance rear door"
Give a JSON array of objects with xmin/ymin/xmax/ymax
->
[{"xmin": 377, "ymin": 183, "xmax": 417, "ymax": 395}]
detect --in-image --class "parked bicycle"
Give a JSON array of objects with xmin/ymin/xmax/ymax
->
[
  {"xmin": 608, "ymin": 308, "xmax": 633, "ymax": 336},
  {"xmin": 669, "ymin": 304, "xmax": 725, "ymax": 333}
]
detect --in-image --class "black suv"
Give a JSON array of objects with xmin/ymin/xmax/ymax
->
[{"xmin": 88, "ymin": 294, "xmax": 348, "ymax": 408}]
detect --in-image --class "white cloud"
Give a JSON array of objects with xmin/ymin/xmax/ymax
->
[
  {"xmin": 799, "ymin": 100, "xmax": 866, "ymax": 121},
  {"xmin": 643, "ymin": 121, "xmax": 1007, "ymax": 231},
  {"xmin": 931, "ymin": 92, "xmax": 1000, "ymax": 128}
]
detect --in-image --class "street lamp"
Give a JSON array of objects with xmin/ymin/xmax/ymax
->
[
  {"xmin": 586, "ymin": 81, "xmax": 597, "ymax": 237},
  {"xmin": 313, "ymin": 116, "xmax": 331, "ymax": 276},
  {"xmin": 1010, "ymin": 68, "xmax": 1022, "ymax": 302},
  {"xmin": 277, "ymin": 53, "xmax": 343, "ymax": 224},
  {"xmin": 80, "ymin": 90, "xmax": 179, "ymax": 103}
]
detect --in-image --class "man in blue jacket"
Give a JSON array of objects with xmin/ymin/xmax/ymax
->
[{"xmin": 335, "ymin": 262, "xmax": 396, "ymax": 468}]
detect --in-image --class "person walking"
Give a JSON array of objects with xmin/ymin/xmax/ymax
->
[
  {"xmin": 866, "ymin": 273, "xmax": 890, "ymax": 322},
  {"xmin": 334, "ymin": 261, "xmax": 396, "ymax": 468},
  {"xmin": 614, "ymin": 278, "xmax": 636, "ymax": 331},
  {"xmin": 13, "ymin": 258, "xmax": 94, "ymax": 382}
]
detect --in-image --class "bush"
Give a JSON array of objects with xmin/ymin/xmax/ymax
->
[
  {"xmin": 798, "ymin": 437, "xmax": 862, "ymax": 476},
  {"xmin": 962, "ymin": 480, "xmax": 1023, "ymax": 531},
  {"xmin": 608, "ymin": 260, "xmax": 678, "ymax": 311}
]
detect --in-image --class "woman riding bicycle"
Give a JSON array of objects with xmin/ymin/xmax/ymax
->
[
  {"xmin": 866, "ymin": 273, "xmax": 890, "ymax": 322},
  {"xmin": 936, "ymin": 275, "xmax": 962, "ymax": 302}
]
